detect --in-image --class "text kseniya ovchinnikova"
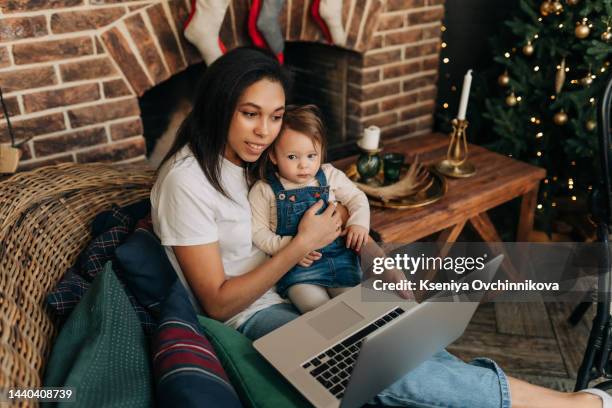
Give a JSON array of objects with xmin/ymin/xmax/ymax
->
[{"xmin": 371, "ymin": 254, "xmax": 560, "ymax": 293}]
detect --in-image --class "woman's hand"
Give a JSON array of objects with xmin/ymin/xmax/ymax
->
[
  {"xmin": 298, "ymin": 250, "xmax": 322, "ymax": 267},
  {"xmin": 297, "ymin": 200, "xmax": 342, "ymax": 251}
]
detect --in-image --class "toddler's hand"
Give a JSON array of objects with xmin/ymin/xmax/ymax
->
[
  {"xmin": 345, "ymin": 225, "xmax": 368, "ymax": 251},
  {"xmin": 298, "ymin": 250, "xmax": 322, "ymax": 267}
]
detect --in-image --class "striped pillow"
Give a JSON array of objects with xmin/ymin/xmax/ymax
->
[{"xmin": 153, "ymin": 281, "xmax": 242, "ymax": 408}]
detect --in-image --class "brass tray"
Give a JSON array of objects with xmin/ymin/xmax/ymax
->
[{"xmin": 345, "ymin": 163, "xmax": 447, "ymax": 209}]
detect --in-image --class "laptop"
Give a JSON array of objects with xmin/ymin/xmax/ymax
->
[{"xmin": 253, "ymin": 255, "xmax": 503, "ymax": 408}]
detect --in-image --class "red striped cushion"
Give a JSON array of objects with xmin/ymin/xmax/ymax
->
[{"xmin": 152, "ymin": 282, "xmax": 242, "ymax": 408}]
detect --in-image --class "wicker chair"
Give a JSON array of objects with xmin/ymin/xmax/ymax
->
[{"xmin": 0, "ymin": 163, "xmax": 155, "ymax": 407}]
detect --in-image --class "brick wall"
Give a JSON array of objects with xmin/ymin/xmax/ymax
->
[
  {"xmin": 0, "ymin": 0, "xmax": 445, "ymax": 170},
  {"xmin": 347, "ymin": 0, "xmax": 445, "ymax": 142}
]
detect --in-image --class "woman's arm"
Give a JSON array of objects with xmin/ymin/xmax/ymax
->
[{"xmin": 173, "ymin": 200, "xmax": 342, "ymax": 321}]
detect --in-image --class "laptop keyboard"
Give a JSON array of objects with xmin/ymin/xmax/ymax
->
[{"xmin": 301, "ymin": 307, "xmax": 405, "ymax": 399}]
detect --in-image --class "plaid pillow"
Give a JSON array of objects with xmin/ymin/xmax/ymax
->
[
  {"xmin": 153, "ymin": 281, "xmax": 242, "ymax": 408},
  {"xmin": 47, "ymin": 267, "xmax": 157, "ymax": 334},
  {"xmin": 46, "ymin": 268, "xmax": 90, "ymax": 316},
  {"xmin": 47, "ymin": 200, "xmax": 156, "ymax": 334},
  {"xmin": 78, "ymin": 206, "xmax": 133, "ymax": 282}
]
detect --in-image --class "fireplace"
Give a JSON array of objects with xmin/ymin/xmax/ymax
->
[
  {"xmin": 0, "ymin": 0, "xmax": 445, "ymax": 170},
  {"xmin": 284, "ymin": 42, "xmax": 351, "ymax": 160}
]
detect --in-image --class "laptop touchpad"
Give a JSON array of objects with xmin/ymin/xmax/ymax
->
[{"xmin": 307, "ymin": 301, "xmax": 364, "ymax": 340}]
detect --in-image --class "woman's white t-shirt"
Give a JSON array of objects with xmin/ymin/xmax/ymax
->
[{"xmin": 150, "ymin": 145, "xmax": 285, "ymax": 329}]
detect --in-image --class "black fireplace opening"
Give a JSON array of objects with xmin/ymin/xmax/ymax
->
[{"xmin": 284, "ymin": 42, "xmax": 359, "ymax": 161}]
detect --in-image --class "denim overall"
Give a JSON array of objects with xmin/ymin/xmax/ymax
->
[{"xmin": 268, "ymin": 169, "xmax": 362, "ymax": 297}]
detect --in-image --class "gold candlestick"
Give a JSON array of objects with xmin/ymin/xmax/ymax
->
[{"xmin": 435, "ymin": 118, "xmax": 476, "ymax": 178}]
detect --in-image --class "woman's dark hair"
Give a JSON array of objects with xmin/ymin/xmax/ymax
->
[{"xmin": 159, "ymin": 47, "xmax": 292, "ymax": 199}]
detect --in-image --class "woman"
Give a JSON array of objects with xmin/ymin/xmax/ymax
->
[{"xmin": 151, "ymin": 47, "xmax": 607, "ymax": 408}]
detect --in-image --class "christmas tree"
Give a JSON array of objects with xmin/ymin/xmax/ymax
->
[{"xmin": 481, "ymin": 0, "xmax": 612, "ymax": 230}]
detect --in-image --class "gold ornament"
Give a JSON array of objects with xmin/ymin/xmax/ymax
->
[
  {"xmin": 575, "ymin": 21, "xmax": 590, "ymax": 39},
  {"xmin": 540, "ymin": 0, "xmax": 553, "ymax": 16},
  {"xmin": 553, "ymin": 110, "xmax": 568, "ymax": 125},
  {"xmin": 551, "ymin": 0, "xmax": 563, "ymax": 15},
  {"xmin": 498, "ymin": 71, "xmax": 510, "ymax": 87},
  {"xmin": 555, "ymin": 58, "xmax": 566, "ymax": 94},
  {"xmin": 523, "ymin": 41, "xmax": 534, "ymax": 56},
  {"xmin": 506, "ymin": 92, "xmax": 518, "ymax": 107},
  {"xmin": 566, "ymin": 0, "xmax": 580, "ymax": 5},
  {"xmin": 581, "ymin": 73, "xmax": 594, "ymax": 86},
  {"xmin": 586, "ymin": 120, "xmax": 597, "ymax": 131},
  {"xmin": 602, "ymin": 29, "xmax": 612, "ymax": 42}
]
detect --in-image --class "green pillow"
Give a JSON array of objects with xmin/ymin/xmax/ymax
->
[
  {"xmin": 43, "ymin": 262, "xmax": 153, "ymax": 407},
  {"xmin": 197, "ymin": 315, "xmax": 311, "ymax": 408}
]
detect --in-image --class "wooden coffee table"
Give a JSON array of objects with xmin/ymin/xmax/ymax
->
[
  {"xmin": 334, "ymin": 133, "xmax": 546, "ymax": 244},
  {"xmin": 334, "ymin": 133, "xmax": 549, "ymax": 336}
]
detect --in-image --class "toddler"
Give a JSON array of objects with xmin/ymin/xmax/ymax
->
[{"xmin": 249, "ymin": 105, "xmax": 370, "ymax": 313}]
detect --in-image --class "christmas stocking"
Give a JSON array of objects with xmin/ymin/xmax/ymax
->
[
  {"xmin": 311, "ymin": 0, "xmax": 345, "ymax": 46},
  {"xmin": 184, "ymin": 0, "xmax": 230, "ymax": 65},
  {"xmin": 248, "ymin": 0, "xmax": 268, "ymax": 49},
  {"xmin": 256, "ymin": 0, "xmax": 286, "ymax": 63}
]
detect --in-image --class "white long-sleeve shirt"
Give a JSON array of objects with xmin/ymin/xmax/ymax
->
[{"xmin": 249, "ymin": 163, "xmax": 370, "ymax": 255}]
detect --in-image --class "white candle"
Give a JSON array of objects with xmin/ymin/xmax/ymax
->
[
  {"xmin": 361, "ymin": 126, "xmax": 380, "ymax": 150},
  {"xmin": 457, "ymin": 69, "xmax": 473, "ymax": 120}
]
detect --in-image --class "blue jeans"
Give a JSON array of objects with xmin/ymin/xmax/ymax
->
[{"xmin": 238, "ymin": 303, "xmax": 511, "ymax": 408}]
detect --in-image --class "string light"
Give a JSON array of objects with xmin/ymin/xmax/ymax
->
[
  {"xmin": 536, "ymin": 132, "xmax": 544, "ymax": 138},
  {"xmin": 590, "ymin": 97, "xmax": 596, "ymax": 103},
  {"xmin": 441, "ymin": 25, "xmax": 446, "ymax": 32},
  {"xmin": 550, "ymin": 95, "xmax": 556, "ymax": 100},
  {"xmin": 534, "ymin": 34, "xmax": 539, "ymax": 39},
  {"xmin": 552, "ymin": 202, "xmax": 557, "ymax": 207},
  {"xmin": 516, "ymin": 96, "xmax": 523, "ymax": 101},
  {"xmin": 571, "ymin": 196, "xmax": 577, "ymax": 201},
  {"xmin": 537, "ymin": 204, "xmax": 543, "ymax": 210},
  {"xmin": 565, "ymin": 67, "xmax": 570, "ymax": 72},
  {"xmin": 443, "ymin": 103, "xmax": 449, "ymax": 109},
  {"xmin": 534, "ymin": 66, "xmax": 540, "ymax": 71},
  {"xmin": 536, "ymin": 151, "xmax": 542, "ymax": 157},
  {"xmin": 530, "ymin": 117, "xmax": 537, "ymax": 123},
  {"xmin": 443, "ymin": 58, "xmax": 450, "ymax": 64},
  {"xmin": 558, "ymin": 24, "xmax": 564, "ymax": 28},
  {"xmin": 441, "ymin": 42, "xmax": 447, "ymax": 48},
  {"xmin": 504, "ymin": 52, "xmax": 511, "ymax": 58},
  {"xmin": 544, "ymin": 178, "xmax": 549, "ymax": 184},
  {"xmin": 451, "ymin": 86, "xmax": 457, "ymax": 91}
]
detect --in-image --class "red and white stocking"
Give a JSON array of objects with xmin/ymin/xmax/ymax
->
[
  {"xmin": 184, "ymin": 0, "xmax": 230, "ymax": 65},
  {"xmin": 311, "ymin": 0, "xmax": 345, "ymax": 46}
]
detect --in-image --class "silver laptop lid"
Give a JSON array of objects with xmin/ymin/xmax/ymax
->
[{"xmin": 339, "ymin": 255, "xmax": 503, "ymax": 408}]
